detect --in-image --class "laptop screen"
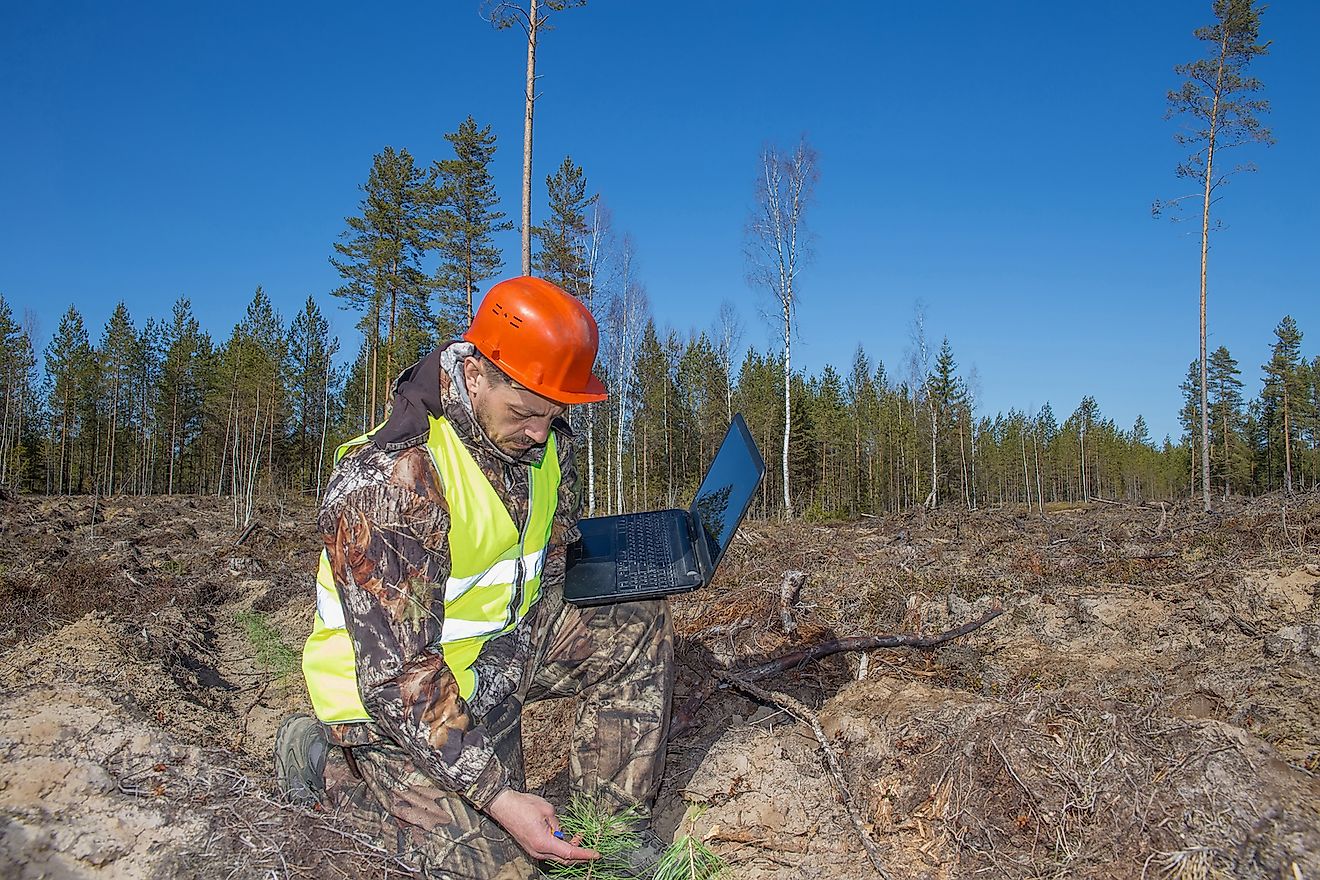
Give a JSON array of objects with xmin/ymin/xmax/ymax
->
[{"xmin": 690, "ymin": 414, "xmax": 766, "ymax": 572}]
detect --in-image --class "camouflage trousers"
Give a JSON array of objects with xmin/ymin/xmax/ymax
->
[{"xmin": 321, "ymin": 594, "xmax": 673, "ymax": 880}]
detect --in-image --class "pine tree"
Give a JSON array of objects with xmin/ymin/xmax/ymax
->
[
  {"xmin": 1207, "ymin": 345, "xmax": 1245, "ymax": 498},
  {"xmin": 331, "ymin": 146, "xmax": 438, "ymax": 424},
  {"xmin": 534, "ymin": 156, "xmax": 596, "ymax": 296},
  {"xmin": 434, "ymin": 116, "xmax": 512, "ymax": 331},
  {"xmin": 1158, "ymin": 0, "xmax": 1272, "ymax": 512},
  {"xmin": 484, "ymin": 0, "xmax": 587, "ymax": 275},
  {"xmin": 1262, "ymin": 316, "xmax": 1303, "ymax": 493}
]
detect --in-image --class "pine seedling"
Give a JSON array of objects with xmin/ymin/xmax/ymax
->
[
  {"xmin": 652, "ymin": 834, "xmax": 728, "ymax": 880},
  {"xmin": 653, "ymin": 805, "xmax": 728, "ymax": 880},
  {"xmin": 548, "ymin": 795, "xmax": 645, "ymax": 880}
]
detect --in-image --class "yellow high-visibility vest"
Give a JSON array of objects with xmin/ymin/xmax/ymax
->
[{"xmin": 302, "ymin": 415, "xmax": 560, "ymax": 724}]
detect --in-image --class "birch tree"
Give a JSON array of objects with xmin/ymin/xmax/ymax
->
[
  {"xmin": 745, "ymin": 137, "xmax": 817, "ymax": 520},
  {"xmin": 1157, "ymin": 0, "xmax": 1272, "ymax": 512}
]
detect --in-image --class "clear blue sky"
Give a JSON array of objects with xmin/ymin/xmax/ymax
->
[{"xmin": 3, "ymin": 1, "xmax": 1317, "ymax": 442}]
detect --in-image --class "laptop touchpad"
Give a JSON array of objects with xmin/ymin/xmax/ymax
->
[{"xmin": 574, "ymin": 519, "xmax": 617, "ymax": 563}]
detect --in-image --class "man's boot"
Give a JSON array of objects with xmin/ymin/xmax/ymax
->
[{"xmin": 273, "ymin": 712, "xmax": 328, "ymax": 805}]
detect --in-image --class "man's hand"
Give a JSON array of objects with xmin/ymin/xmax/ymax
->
[{"xmin": 486, "ymin": 789, "xmax": 600, "ymax": 863}]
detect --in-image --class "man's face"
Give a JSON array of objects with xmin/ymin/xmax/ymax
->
[{"xmin": 464, "ymin": 357, "xmax": 567, "ymax": 458}]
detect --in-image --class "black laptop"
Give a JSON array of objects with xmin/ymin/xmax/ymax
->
[{"xmin": 564, "ymin": 413, "xmax": 766, "ymax": 606}]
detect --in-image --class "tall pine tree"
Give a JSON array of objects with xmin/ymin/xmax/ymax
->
[{"xmin": 434, "ymin": 116, "xmax": 512, "ymax": 333}]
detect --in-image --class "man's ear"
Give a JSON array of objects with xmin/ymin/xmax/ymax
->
[{"xmin": 462, "ymin": 356, "xmax": 484, "ymax": 400}]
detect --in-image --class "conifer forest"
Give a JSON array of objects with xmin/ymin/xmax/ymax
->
[{"xmin": 0, "ymin": 234, "xmax": 1314, "ymax": 517}]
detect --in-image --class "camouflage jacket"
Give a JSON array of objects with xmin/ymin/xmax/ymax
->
[{"xmin": 317, "ymin": 341, "xmax": 581, "ymax": 810}]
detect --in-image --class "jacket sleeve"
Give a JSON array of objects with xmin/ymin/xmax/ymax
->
[{"xmin": 317, "ymin": 444, "xmax": 510, "ymax": 809}]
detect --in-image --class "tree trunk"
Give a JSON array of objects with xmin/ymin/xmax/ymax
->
[
  {"xmin": 317, "ymin": 351, "xmax": 331, "ymax": 501},
  {"xmin": 168, "ymin": 389, "xmax": 178, "ymax": 495},
  {"xmin": 1283, "ymin": 385, "xmax": 1293, "ymax": 493},
  {"xmin": 782, "ymin": 300, "xmax": 793, "ymax": 519},
  {"xmin": 520, "ymin": 0, "xmax": 539, "ymax": 277},
  {"xmin": 1197, "ymin": 34, "xmax": 1229, "ymax": 513}
]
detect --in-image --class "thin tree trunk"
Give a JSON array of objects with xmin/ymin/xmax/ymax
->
[
  {"xmin": 520, "ymin": 0, "xmax": 539, "ymax": 276},
  {"xmin": 1197, "ymin": 34, "xmax": 1228, "ymax": 513},
  {"xmin": 782, "ymin": 302, "xmax": 793, "ymax": 519},
  {"xmin": 168, "ymin": 390, "xmax": 178, "ymax": 495},
  {"xmin": 1283, "ymin": 387, "xmax": 1293, "ymax": 493},
  {"xmin": 318, "ymin": 351, "xmax": 331, "ymax": 501},
  {"xmin": 1033, "ymin": 429, "xmax": 1044, "ymax": 513},
  {"xmin": 1021, "ymin": 428, "xmax": 1030, "ymax": 509}
]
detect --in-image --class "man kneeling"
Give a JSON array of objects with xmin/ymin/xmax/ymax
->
[{"xmin": 276, "ymin": 276, "xmax": 673, "ymax": 879}]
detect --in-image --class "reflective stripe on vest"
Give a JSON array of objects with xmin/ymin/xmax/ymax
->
[{"xmin": 302, "ymin": 416, "xmax": 560, "ymax": 725}]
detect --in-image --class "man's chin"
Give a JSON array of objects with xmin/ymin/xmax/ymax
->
[{"xmin": 500, "ymin": 442, "xmax": 534, "ymax": 457}]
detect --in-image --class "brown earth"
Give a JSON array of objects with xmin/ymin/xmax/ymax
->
[{"xmin": 1, "ymin": 491, "xmax": 1317, "ymax": 879}]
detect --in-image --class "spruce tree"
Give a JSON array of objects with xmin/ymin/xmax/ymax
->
[
  {"xmin": 45, "ymin": 306, "xmax": 94, "ymax": 493},
  {"xmin": 1207, "ymin": 345, "xmax": 1245, "ymax": 498},
  {"xmin": 288, "ymin": 296, "xmax": 336, "ymax": 494}
]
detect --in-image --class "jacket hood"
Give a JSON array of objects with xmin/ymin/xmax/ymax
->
[{"xmin": 370, "ymin": 341, "xmax": 566, "ymax": 466}]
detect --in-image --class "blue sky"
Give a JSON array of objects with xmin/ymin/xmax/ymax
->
[{"xmin": 2, "ymin": 1, "xmax": 1317, "ymax": 442}]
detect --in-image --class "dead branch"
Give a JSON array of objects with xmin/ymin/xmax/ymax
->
[
  {"xmin": 671, "ymin": 605, "xmax": 1004, "ymax": 738},
  {"xmin": 739, "ymin": 603, "xmax": 1003, "ymax": 682},
  {"xmin": 721, "ymin": 675, "xmax": 893, "ymax": 879},
  {"xmin": 779, "ymin": 569, "xmax": 806, "ymax": 636},
  {"xmin": 234, "ymin": 519, "xmax": 262, "ymax": 547},
  {"xmin": 1150, "ymin": 501, "xmax": 1168, "ymax": 535}
]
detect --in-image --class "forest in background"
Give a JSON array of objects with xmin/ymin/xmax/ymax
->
[
  {"xmin": 0, "ymin": 119, "xmax": 1316, "ymax": 520},
  {"xmin": 0, "ymin": 217, "xmax": 1315, "ymax": 523}
]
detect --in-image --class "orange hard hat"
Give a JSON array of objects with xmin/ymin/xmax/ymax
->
[{"xmin": 463, "ymin": 276, "xmax": 608, "ymax": 405}]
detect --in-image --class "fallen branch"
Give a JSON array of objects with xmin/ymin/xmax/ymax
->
[
  {"xmin": 234, "ymin": 520, "xmax": 263, "ymax": 547},
  {"xmin": 721, "ymin": 675, "xmax": 893, "ymax": 879},
  {"xmin": 671, "ymin": 604, "xmax": 1004, "ymax": 738}
]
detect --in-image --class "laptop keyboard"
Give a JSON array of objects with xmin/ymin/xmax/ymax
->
[{"xmin": 616, "ymin": 513, "xmax": 680, "ymax": 592}]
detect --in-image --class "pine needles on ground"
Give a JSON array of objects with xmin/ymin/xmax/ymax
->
[{"xmin": 548, "ymin": 795, "xmax": 644, "ymax": 880}]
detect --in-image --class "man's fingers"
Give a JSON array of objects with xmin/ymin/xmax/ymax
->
[{"xmin": 540, "ymin": 840, "xmax": 600, "ymax": 863}]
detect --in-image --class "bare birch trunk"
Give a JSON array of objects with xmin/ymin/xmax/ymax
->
[{"xmin": 782, "ymin": 300, "xmax": 792, "ymax": 519}]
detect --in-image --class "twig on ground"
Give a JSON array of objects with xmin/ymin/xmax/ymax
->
[{"xmin": 719, "ymin": 674, "xmax": 893, "ymax": 880}]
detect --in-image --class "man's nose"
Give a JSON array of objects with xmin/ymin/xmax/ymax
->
[{"xmin": 525, "ymin": 419, "xmax": 552, "ymax": 445}]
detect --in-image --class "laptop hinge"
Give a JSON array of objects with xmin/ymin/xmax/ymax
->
[{"xmin": 688, "ymin": 508, "xmax": 715, "ymax": 580}]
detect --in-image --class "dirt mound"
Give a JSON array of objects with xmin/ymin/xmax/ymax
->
[
  {"xmin": 2, "ymin": 491, "xmax": 1318, "ymax": 878},
  {"xmin": 0, "ymin": 685, "xmax": 209, "ymax": 879}
]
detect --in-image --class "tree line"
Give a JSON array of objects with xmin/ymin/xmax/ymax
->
[{"xmin": 1, "ymin": 277, "xmax": 1315, "ymax": 520}]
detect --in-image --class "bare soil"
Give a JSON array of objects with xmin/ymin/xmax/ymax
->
[{"xmin": 1, "ymin": 492, "xmax": 1316, "ymax": 879}]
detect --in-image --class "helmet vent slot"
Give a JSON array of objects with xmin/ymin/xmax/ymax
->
[{"xmin": 490, "ymin": 302, "xmax": 523, "ymax": 329}]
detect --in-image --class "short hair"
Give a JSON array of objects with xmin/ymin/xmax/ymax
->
[{"xmin": 475, "ymin": 353, "xmax": 522, "ymax": 390}]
